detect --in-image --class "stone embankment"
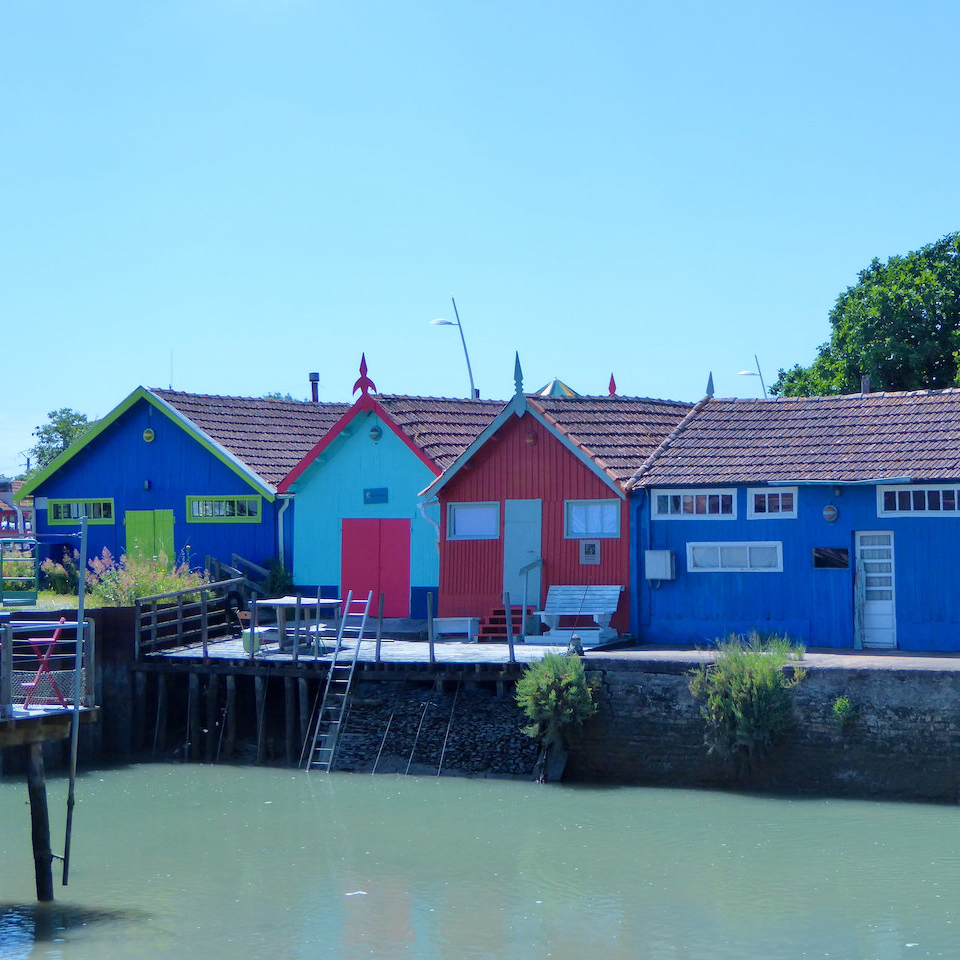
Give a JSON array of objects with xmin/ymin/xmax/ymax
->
[{"xmin": 567, "ymin": 651, "xmax": 960, "ymax": 802}]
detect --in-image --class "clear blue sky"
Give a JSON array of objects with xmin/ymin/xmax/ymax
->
[{"xmin": 3, "ymin": 0, "xmax": 959, "ymax": 477}]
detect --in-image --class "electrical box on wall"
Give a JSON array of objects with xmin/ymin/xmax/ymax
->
[{"xmin": 644, "ymin": 549, "xmax": 675, "ymax": 580}]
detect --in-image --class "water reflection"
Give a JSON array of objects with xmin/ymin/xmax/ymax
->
[{"xmin": 2, "ymin": 768, "xmax": 960, "ymax": 959}]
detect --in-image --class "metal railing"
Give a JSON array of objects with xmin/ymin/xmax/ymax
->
[
  {"xmin": 0, "ymin": 616, "xmax": 95, "ymax": 718},
  {"xmin": 135, "ymin": 578, "xmax": 246, "ymax": 659},
  {"xmin": 0, "ymin": 537, "xmax": 39, "ymax": 606}
]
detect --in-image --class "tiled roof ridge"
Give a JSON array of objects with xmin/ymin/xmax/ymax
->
[
  {"xmin": 530, "ymin": 393, "xmax": 694, "ymax": 408},
  {"xmin": 713, "ymin": 386, "xmax": 960, "ymax": 404},
  {"xmin": 625, "ymin": 395, "xmax": 713, "ymax": 489},
  {"xmin": 151, "ymin": 387, "xmax": 347, "ymax": 407}
]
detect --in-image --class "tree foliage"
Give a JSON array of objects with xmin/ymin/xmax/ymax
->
[
  {"xmin": 772, "ymin": 232, "xmax": 960, "ymax": 396},
  {"xmin": 29, "ymin": 407, "xmax": 92, "ymax": 471},
  {"xmin": 515, "ymin": 652, "xmax": 598, "ymax": 750}
]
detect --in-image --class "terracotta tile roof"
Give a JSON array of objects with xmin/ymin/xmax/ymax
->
[
  {"xmin": 631, "ymin": 389, "xmax": 960, "ymax": 486},
  {"xmin": 376, "ymin": 395, "xmax": 505, "ymax": 469},
  {"xmin": 530, "ymin": 395, "xmax": 696, "ymax": 487},
  {"xmin": 153, "ymin": 389, "xmax": 350, "ymax": 487}
]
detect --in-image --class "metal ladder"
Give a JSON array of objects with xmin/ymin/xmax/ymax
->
[{"xmin": 302, "ymin": 590, "xmax": 372, "ymax": 772}]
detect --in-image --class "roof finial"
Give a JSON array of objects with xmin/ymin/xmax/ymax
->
[
  {"xmin": 514, "ymin": 353, "xmax": 524, "ymax": 396},
  {"xmin": 705, "ymin": 372, "xmax": 714, "ymax": 398},
  {"xmin": 608, "ymin": 373, "xmax": 617, "ymax": 396},
  {"xmin": 353, "ymin": 354, "xmax": 377, "ymax": 396}
]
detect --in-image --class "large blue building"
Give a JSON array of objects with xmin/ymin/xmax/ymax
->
[
  {"xmin": 16, "ymin": 386, "xmax": 347, "ymax": 572},
  {"xmin": 628, "ymin": 389, "xmax": 960, "ymax": 651}
]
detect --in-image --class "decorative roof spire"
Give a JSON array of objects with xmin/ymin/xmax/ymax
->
[
  {"xmin": 608, "ymin": 373, "xmax": 617, "ymax": 396},
  {"xmin": 705, "ymin": 372, "xmax": 714, "ymax": 398},
  {"xmin": 514, "ymin": 353, "xmax": 524, "ymax": 396},
  {"xmin": 353, "ymin": 354, "xmax": 377, "ymax": 396}
]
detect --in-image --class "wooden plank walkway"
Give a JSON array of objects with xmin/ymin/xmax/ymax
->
[{"xmin": 154, "ymin": 636, "xmax": 555, "ymax": 666}]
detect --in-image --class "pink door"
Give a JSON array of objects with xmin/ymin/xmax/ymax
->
[{"xmin": 341, "ymin": 518, "xmax": 411, "ymax": 617}]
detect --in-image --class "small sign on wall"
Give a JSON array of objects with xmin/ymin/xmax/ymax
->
[
  {"xmin": 580, "ymin": 539, "xmax": 601, "ymax": 565},
  {"xmin": 363, "ymin": 488, "xmax": 388, "ymax": 505}
]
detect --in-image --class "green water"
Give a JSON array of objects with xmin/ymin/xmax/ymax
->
[{"xmin": 1, "ymin": 765, "xmax": 959, "ymax": 959}]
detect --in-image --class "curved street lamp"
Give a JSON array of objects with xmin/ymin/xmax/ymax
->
[
  {"xmin": 737, "ymin": 354, "xmax": 767, "ymax": 398},
  {"xmin": 431, "ymin": 296, "xmax": 477, "ymax": 398}
]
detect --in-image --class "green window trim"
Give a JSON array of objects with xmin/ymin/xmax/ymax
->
[
  {"xmin": 186, "ymin": 495, "xmax": 262, "ymax": 524},
  {"xmin": 48, "ymin": 499, "xmax": 116, "ymax": 525}
]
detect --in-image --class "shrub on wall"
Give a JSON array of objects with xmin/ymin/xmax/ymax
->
[
  {"xmin": 689, "ymin": 632, "xmax": 806, "ymax": 773},
  {"xmin": 516, "ymin": 652, "xmax": 599, "ymax": 781}
]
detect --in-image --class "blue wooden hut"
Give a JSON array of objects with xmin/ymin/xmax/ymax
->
[
  {"xmin": 16, "ymin": 385, "xmax": 347, "ymax": 573},
  {"xmin": 628, "ymin": 388, "xmax": 960, "ymax": 651},
  {"xmin": 277, "ymin": 358, "xmax": 502, "ymax": 619}
]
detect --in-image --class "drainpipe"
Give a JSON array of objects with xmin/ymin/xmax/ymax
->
[
  {"xmin": 418, "ymin": 497, "xmax": 441, "ymax": 555},
  {"xmin": 277, "ymin": 495, "xmax": 293, "ymax": 571}
]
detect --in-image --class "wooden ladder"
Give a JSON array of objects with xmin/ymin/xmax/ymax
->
[{"xmin": 302, "ymin": 590, "xmax": 372, "ymax": 772}]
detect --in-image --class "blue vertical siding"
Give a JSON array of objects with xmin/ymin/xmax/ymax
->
[
  {"xmin": 634, "ymin": 484, "xmax": 960, "ymax": 651},
  {"xmin": 33, "ymin": 398, "xmax": 280, "ymax": 572}
]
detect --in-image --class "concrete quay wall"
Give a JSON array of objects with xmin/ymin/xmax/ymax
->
[{"xmin": 566, "ymin": 656, "xmax": 960, "ymax": 802}]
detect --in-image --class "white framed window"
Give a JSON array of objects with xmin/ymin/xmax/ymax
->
[
  {"xmin": 564, "ymin": 499, "xmax": 620, "ymax": 538},
  {"xmin": 877, "ymin": 484, "xmax": 960, "ymax": 516},
  {"xmin": 652, "ymin": 489, "xmax": 736, "ymax": 520},
  {"xmin": 447, "ymin": 502, "xmax": 500, "ymax": 540},
  {"xmin": 687, "ymin": 541, "xmax": 783, "ymax": 573},
  {"xmin": 747, "ymin": 487, "xmax": 797, "ymax": 520}
]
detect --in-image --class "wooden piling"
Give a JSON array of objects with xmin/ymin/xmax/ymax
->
[
  {"xmin": 27, "ymin": 743, "xmax": 54, "ymax": 902},
  {"xmin": 255, "ymin": 675, "xmax": 267, "ymax": 763},
  {"xmin": 205, "ymin": 672, "xmax": 219, "ymax": 763},
  {"xmin": 188, "ymin": 672, "xmax": 201, "ymax": 761},
  {"xmin": 155, "ymin": 672, "xmax": 168, "ymax": 756},
  {"xmin": 298, "ymin": 678, "xmax": 310, "ymax": 747},
  {"xmin": 133, "ymin": 670, "xmax": 147, "ymax": 754},
  {"xmin": 284, "ymin": 677, "xmax": 296, "ymax": 765},
  {"xmin": 224, "ymin": 674, "xmax": 237, "ymax": 760}
]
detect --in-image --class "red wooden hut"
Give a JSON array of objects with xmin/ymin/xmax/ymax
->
[{"xmin": 421, "ymin": 358, "xmax": 692, "ymax": 642}]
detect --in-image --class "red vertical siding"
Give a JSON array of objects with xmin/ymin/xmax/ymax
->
[{"xmin": 438, "ymin": 412, "xmax": 630, "ymax": 631}]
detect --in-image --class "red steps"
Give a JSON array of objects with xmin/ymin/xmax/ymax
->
[{"xmin": 477, "ymin": 606, "xmax": 536, "ymax": 642}]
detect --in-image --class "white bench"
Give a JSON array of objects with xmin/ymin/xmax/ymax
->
[
  {"xmin": 431, "ymin": 617, "xmax": 480, "ymax": 642},
  {"xmin": 533, "ymin": 584, "xmax": 623, "ymax": 647}
]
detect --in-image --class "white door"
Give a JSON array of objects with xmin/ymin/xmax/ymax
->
[
  {"xmin": 503, "ymin": 499, "xmax": 542, "ymax": 612},
  {"xmin": 856, "ymin": 531, "xmax": 896, "ymax": 648}
]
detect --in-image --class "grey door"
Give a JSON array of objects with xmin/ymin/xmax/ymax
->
[{"xmin": 503, "ymin": 499, "xmax": 542, "ymax": 612}]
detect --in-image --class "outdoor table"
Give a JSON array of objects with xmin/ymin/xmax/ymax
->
[{"xmin": 252, "ymin": 596, "xmax": 342, "ymax": 652}]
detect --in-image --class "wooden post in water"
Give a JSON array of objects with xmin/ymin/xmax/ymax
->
[
  {"xmin": 427, "ymin": 592, "xmax": 435, "ymax": 664},
  {"xmin": 255, "ymin": 675, "xmax": 267, "ymax": 763},
  {"xmin": 133, "ymin": 671, "xmax": 147, "ymax": 753},
  {"xmin": 284, "ymin": 677, "xmax": 296, "ymax": 766},
  {"xmin": 155, "ymin": 673, "xmax": 168, "ymax": 756},
  {"xmin": 204, "ymin": 672, "xmax": 219, "ymax": 763},
  {"xmin": 27, "ymin": 743, "xmax": 54, "ymax": 901},
  {"xmin": 224, "ymin": 674, "xmax": 237, "ymax": 760},
  {"xmin": 188, "ymin": 672, "xmax": 201, "ymax": 761},
  {"xmin": 504, "ymin": 592, "xmax": 516, "ymax": 663},
  {"xmin": 298, "ymin": 678, "xmax": 310, "ymax": 747}
]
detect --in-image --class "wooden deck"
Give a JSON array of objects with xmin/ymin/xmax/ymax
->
[{"xmin": 153, "ymin": 635, "xmax": 555, "ymax": 666}]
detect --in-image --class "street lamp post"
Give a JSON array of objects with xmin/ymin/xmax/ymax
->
[
  {"xmin": 431, "ymin": 296, "xmax": 477, "ymax": 399},
  {"xmin": 737, "ymin": 354, "xmax": 767, "ymax": 398}
]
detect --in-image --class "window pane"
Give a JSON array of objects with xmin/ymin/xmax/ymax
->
[
  {"xmin": 657, "ymin": 495, "xmax": 668, "ymax": 515},
  {"xmin": 929, "ymin": 491, "xmax": 941, "ymax": 510},
  {"xmin": 898, "ymin": 491, "xmax": 911, "ymax": 510},
  {"xmin": 682, "ymin": 495, "xmax": 694, "ymax": 514},
  {"xmin": 720, "ymin": 545, "xmax": 749, "ymax": 568},
  {"xmin": 451, "ymin": 504, "xmax": 498, "ymax": 538},
  {"xmin": 670, "ymin": 495, "xmax": 682, "ymax": 514},
  {"xmin": 708, "ymin": 494, "xmax": 720, "ymax": 514},
  {"xmin": 753, "ymin": 494, "xmax": 766, "ymax": 514},
  {"xmin": 749, "ymin": 545, "xmax": 779, "ymax": 568},
  {"xmin": 720, "ymin": 494, "xmax": 733, "ymax": 514},
  {"xmin": 781, "ymin": 492, "xmax": 794, "ymax": 512},
  {"xmin": 913, "ymin": 490, "xmax": 926, "ymax": 510},
  {"xmin": 883, "ymin": 491, "xmax": 896, "ymax": 511},
  {"xmin": 690, "ymin": 546, "xmax": 718, "ymax": 568},
  {"xmin": 945, "ymin": 491, "xmax": 956, "ymax": 511}
]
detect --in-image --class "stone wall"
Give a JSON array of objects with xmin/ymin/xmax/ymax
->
[{"xmin": 565, "ymin": 659, "xmax": 960, "ymax": 802}]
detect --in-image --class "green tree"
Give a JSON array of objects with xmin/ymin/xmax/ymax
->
[
  {"xmin": 30, "ymin": 408, "xmax": 92, "ymax": 470},
  {"xmin": 772, "ymin": 232, "xmax": 960, "ymax": 396}
]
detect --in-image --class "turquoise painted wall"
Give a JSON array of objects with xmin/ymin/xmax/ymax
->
[{"xmin": 290, "ymin": 410, "xmax": 440, "ymax": 596}]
